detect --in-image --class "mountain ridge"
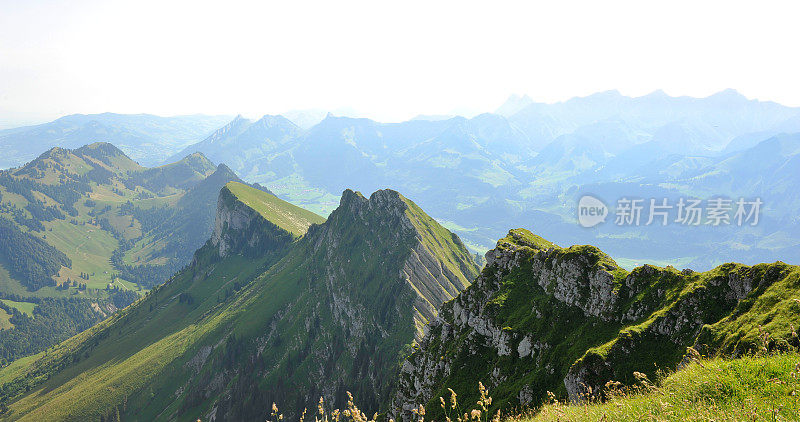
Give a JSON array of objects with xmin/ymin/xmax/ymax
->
[{"xmin": 0, "ymin": 183, "xmax": 479, "ymax": 421}]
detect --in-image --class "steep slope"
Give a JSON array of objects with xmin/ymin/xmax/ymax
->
[
  {"xmin": 391, "ymin": 229, "xmax": 800, "ymax": 420},
  {"xmin": 0, "ymin": 143, "xmax": 246, "ymax": 362},
  {"xmin": 0, "ymin": 186, "xmax": 478, "ymax": 421},
  {"xmin": 211, "ymin": 181, "xmax": 325, "ymax": 257}
]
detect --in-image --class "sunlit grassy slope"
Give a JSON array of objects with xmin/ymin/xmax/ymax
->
[
  {"xmin": 524, "ymin": 352, "xmax": 800, "ymax": 421},
  {"xmin": 224, "ymin": 181, "xmax": 325, "ymax": 236},
  {"xmin": 0, "ymin": 183, "xmax": 325, "ymax": 420}
]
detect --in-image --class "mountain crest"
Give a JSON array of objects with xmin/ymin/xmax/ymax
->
[
  {"xmin": 211, "ymin": 182, "xmax": 324, "ymax": 257},
  {"xmin": 335, "ymin": 188, "xmax": 410, "ymax": 221}
]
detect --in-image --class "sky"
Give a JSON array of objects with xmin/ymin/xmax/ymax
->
[{"xmin": 1, "ymin": 0, "xmax": 800, "ymax": 126}]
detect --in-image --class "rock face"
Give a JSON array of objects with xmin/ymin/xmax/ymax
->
[
  {"xmin": 210, "ymin": 185, "xmax": 295, "ymax": 258},
  {"xmin": 390, "ymin": 228, "xmax": 798, "ymax": 421}
]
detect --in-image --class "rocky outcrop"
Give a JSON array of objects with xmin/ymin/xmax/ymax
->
[
  {"xmin": 307, "ymin": 189, "xmax": 478, "ymax": 340},
  {"xmin": 391, "ymin": 229, "xmax": 575, "ymax": 420},
  {"xmin": 210, "ymin": 185, "xmax": 294, "ymax": 258},
  {"xmin": 390, "ymin": 229, "xmax": 795, "ymax": 420}
]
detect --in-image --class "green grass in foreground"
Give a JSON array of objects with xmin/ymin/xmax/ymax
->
[{"xmin": 518, "ymin": 352, "xmax": 800, "ymax": 421}]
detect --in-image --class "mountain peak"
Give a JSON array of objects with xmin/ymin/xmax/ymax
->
[
  {"xmin": 255, "ymin": 114, "xmax": 295, "ymax": 126},
  {"xmin": 177, "ymin": 151, "xmax": 214, "ymax": 167},
  {"xmin": 36, "ymin": 145, "xmax": 69, "ymax": 159},
  {"xmin": 643, "ymin": 89, "xmax": 669, "ymax": 98},
  {"xmin": 339, "ymin": 187, "xmax": 367, "ymax": 205},
  {"xmin": 496, "ymin": 93, "xmax": 535, "ymax": 116},
  {"xmin": 335, "ymin": 188, "xmax": 411, "ymax": 222},
  {"xmin": 215, "ymin": 162, "xmax": 236, "ymax": 175},
  {"xmin": 74, "ymin": 141, "xmax": 127, "ymax": 157},
  {"xmin": 709, "ymin": 88, "xmax": 747, "ymax": 102}
]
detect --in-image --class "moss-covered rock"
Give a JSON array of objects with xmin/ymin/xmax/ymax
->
[{"xmin": 390, "ymin": 229, "xmax": 800, "ymax": 420}]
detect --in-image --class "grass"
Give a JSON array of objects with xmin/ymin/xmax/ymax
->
[
  {"xmin": 522, "ymin": 352, "xmax": 800, "ymax": 421},
  {"xmin": 1, "ymin": 299, "xmax": 37, "ymax": 316},
  {"xmin": 0, "ymin": 251, "xmax": 269, "ymax": 421},
  {"xmin": 43, "ymin": 220, "xmax": 119, "ymax": 289},
  {"xmin": 225, "ymin": 181, "xmax": 326, "ymax": 237}
]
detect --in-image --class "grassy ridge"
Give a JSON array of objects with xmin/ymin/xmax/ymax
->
[
  {"xmin": 0, "ymin": 183, "xmax": 326, "ymax": 419},
  {"xmin": 224, "ymin": 181, "xmax": 325, "ymax": 236},
  {"xmin": 0, "ymin": 248, "xmax": 276, "ymax": 421}
]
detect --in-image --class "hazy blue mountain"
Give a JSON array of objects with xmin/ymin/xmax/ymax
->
[
  {"xmin": 36, "ymin": 90, "xmax": 800, "ymax": 271},
  {"xmin": 509, "ymin": 89, "xmax": 800, "ymax": 152},
  {"xmin": 495, "ymin": 93, "xmax": 534, "ymax": 117},
  {"xmin": 410, "ymin": 114, "xmax": 457, "ymax": 121},
  {"xmin": 167, "ymin": 114, "xmax": 301, "ymax": 176},
  {"xmin": 0, "ymin": 113, "xmax": 233, "ymax": 169},
  {"xmin": 282, "ymin": 108, "xmax": 361, "ymax": 129}
]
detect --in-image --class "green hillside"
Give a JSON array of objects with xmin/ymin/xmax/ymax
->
[
  {"xmin": 0, "ymin": 143, "xmax": 247, "ymax": 363},
  {"xmin": 0, "ymin": 186, "xmax": 478, "ymax": 421},
  {"xmin": 391, "ymin": 228, "xmax": 800, "ymax": 420}
]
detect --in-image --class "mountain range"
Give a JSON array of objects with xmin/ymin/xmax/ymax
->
[
  {"xmin": 147, "ymin": 90, "xmax": 800, "ymax": 271},
  {"xmin": 0, "ymin": 114, "xmax": 232, "ymax": 169},
  {"xmin": 2, "ymin": 91, "xmax": 799, "ymax": 270},
  {"xmin": 1, "ymin": 180, "xmax": 797, "ymax": 421},
  {"xmin": 0, "ymin": 181, "xmax": 479, "ymax": 420}
]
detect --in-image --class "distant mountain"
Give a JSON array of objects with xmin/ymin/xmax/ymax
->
[
  {"xmin": 410, "ymin": 114, "xmax": 457, "ymax": 121},
  {"xmin": 0, "ymin": 183, "xmax": 479, "ymax": 421},
  {"xmin": 130, "ymin": 90, "xmax": 800, "ymax": 270},
  {"xmin": 508, "ymin": 89, "xmax": 800, "ymax": 151},
  {"xmin": 0, "ymin": 142, "xmax": 247, "ymax": 362},
  {"xmin": 42, "ymin": 90, "xmax": 788, "ymax": 269},
  {"xmin": 282, "ymin": 108, "xmax": 362, "ymax": 129},
  {"xmin": 495, "ymin": 93, "xmax": 534, "ymax": 117},
  {"xmin": 167, "ymin": 114, "xmax": 302, "ymax": 177},
  {"xmin": 0, "ymin": 113, "xmax": 233, "ymax": 168}
]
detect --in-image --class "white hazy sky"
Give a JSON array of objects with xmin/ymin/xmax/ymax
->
[{"xmin": 1, "ymin": 0, "xmax": 799, "ymax": 126}]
